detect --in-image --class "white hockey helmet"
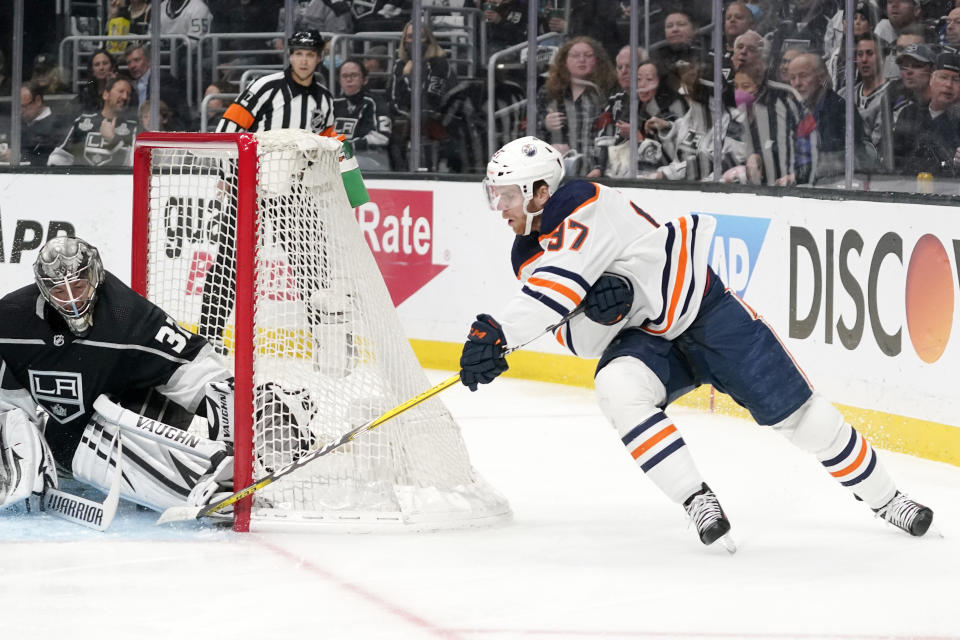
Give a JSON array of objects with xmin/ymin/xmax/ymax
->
[
  {"xmin": 34, "ymin": 236, "xmax": 104, "ymax": 337},
  {"xmin": 483, "ymin": 136, "xmax": 565, "ymax": 234},
  {"xmin": 0, "ymin": 409, "xmax": 58, "ymax": 509}
]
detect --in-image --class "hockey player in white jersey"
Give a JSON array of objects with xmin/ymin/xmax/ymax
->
[
  {"xmin": 0, "ymin": 236, "xmax": 235, "ymax": 518},
  {"xmin": 460, "ymin": 136, "xmax": 934, "ymax": 548}
]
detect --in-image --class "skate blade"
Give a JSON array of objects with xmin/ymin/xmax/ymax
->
[{"xmin": 718, "ymin": 533, "xmax": 737, "ymax": 554}]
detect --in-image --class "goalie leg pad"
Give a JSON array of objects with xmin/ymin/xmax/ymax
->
[
  {"xmin": 594, "ymin": 357, "xmax": 704, "ymax": 504},
  {"xmin": 0, "ymin": 409, "xmax": 58, "ymax": 508},
  {"xmin": 775, "ymin": 393, "xmax": 896, "ymax": 509},
  {"xmin": 72, "ymin": 397, "xmax": 232, "ymax": 512}
]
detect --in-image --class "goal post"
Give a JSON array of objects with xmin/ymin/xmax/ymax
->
[{"xmin": 132, "ymin": 130, "xmax": 511, "ymax": 532}]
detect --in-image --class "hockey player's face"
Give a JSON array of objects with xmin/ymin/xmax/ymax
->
[
  {"xmin": 487, "ymin": 184, "xmax": 542, "ymax": 234},
  {"xmin": 290, "ymin": 49, "xmax": 320, "ymax": 82},
  {"xmin": 47, "ymin": 278, "xmax": 95, "ymax": 318}
]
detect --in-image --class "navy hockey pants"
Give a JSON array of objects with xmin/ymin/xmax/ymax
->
[{"xmin": 596, "ymin": 269, "xmax": 813, "ymax": 426}]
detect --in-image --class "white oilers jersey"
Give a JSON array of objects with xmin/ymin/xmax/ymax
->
[
  {"xmin": 160, "ymin": 0, "xmax": 212, "ymax": 42},
  {"xmin": 500, "ymin": 181, "xmax": 716, "ymax": 356}
]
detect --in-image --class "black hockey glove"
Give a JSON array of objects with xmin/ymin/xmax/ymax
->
[
  {"xmin": 459, "ymin": 314, "xmax": 509, "ymax": 392},
  {"xmin": 583, "ymin": 273, "xmax": 634, "ymax": 325}
]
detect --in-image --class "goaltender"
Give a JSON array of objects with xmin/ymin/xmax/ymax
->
[{"xmin": 0, "ymin": 237, "xmax": 235, "ymax": 514}]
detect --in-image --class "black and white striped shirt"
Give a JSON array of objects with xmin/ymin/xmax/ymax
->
[{"xmin": 217, "ymin": 67, "xmax": 336, "ymax": 135}]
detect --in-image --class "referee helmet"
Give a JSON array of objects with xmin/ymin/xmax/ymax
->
[{"xmin": 289, "ymin": 30, "xmax": 325, "ymax": 54}]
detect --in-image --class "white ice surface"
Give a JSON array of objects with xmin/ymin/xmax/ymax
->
[{"xmin": 1, "ymin": 372, "xmax": 958, "ymax": 640}]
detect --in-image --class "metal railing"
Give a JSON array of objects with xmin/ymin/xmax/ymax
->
[
  {"xmin": 486, "ymin": 33, "xmax": 559, "ymax": 158},
  {"xmin": 327, "ymin": 33, "xmax": 403, "ymax": 96},
  {"xmin": 195, "ymin": 32, "xmax": 286, "ymax": 99},
  {"xmin": 421, "ymin": 5, "xmax": 487, "ymax": 78},
  {"xmin": 198, "ymin": 92, "xmax": 239, "ymax": 132},
  {"xmin": 59, "ymin": 34, "xmax": 194, "ymax": 105},
  {"xmin": 238, "ymin": 69, "xmax": 282, "ymax": 93}
]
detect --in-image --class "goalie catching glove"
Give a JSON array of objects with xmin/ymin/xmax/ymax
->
[
  {"xmin": 459, "ymin": 314, "xmax": 509, "ymax": 391},
  {"xmin": 583, "ymin": 272, "xmax": 634, "ymax": 325}
]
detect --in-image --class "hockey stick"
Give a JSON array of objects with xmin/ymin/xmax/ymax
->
[
  {"xmin": 43, "ymin": 431, "xmax": 123, "ymax": 532},
  {"xmin": 157, "ymin": 307, "xmax": 584, "ymax": 525}
]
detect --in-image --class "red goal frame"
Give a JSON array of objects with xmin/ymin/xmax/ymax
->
[{"xmin": 132, "ymin": 132, "xmax": 258, "ymax": 531}]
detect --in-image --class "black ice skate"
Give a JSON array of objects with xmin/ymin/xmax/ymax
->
[
  {"xmin": 875, "ymin": 491, "xmax": 933, "ymax": 537},
  {"xmin": 684, "ymin": 483, "xmax": 735, "ymax": 553}
]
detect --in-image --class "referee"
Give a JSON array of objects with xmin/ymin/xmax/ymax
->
[
  {"xmin": 217, "ymin": 30, "xmax": 336, "ymax": 135},
  {"xmin": 200, "ymin": 31, "xmax": 349, "ymax": 356}
]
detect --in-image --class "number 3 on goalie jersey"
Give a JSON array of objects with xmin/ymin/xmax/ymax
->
[
  {"xmin": 543, "ymin": 219, "xmax": 589, "ymax": 252},
  {"xmin": 154, "ymin": 317, "xmax": 189, "ymax": 354}
]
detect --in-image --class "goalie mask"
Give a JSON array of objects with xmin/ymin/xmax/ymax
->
[
  {"xmin": 34, "ymin": 236, "xmax": 105, "ymax": 337},
  {"xmin": 483, "ymin": 136, "xmax": 565, "ymax": 235}
]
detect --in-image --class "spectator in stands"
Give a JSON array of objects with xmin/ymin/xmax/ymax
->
[
  {"xmin": 592, "ymin": 61, "xmax": 686, "ymax": 178},
  {"xmin": 722, "ymin": 69, "xmax": 766, "ymax": 184},
  {"xmin": 888, "ymin": 42, "xmax": 934, "ymax": 117},
  {"xmin": 160, "ymin": 0, "xmax": 212, "ymax": 45},
  {"xmin": 789, "ymin": 52, "xmax": 875, "ymax": 184},
  {"xmin": 29, "ymin": 54, "xmax": 68, "ymax": 95},
  {"xmin": 882, "ymin": 23, "xmax": 926, "ymax": 80},
  {"xmin": 648, "ymin": 60, "xmax": 714, "ymax": 180},
  {"xmin": 536, "ymin": 35, "xmax": 617, "ymax": 177},
  {"xmin": 727, "ymin": 32, "xmax": 803, "ymax": 186},
  {"xmin": 613, "ymin": 45, "xmax": 649, "ymax": 92},
  {"xmin": 139, "ymin": 99, "xmax": 174, "ymax": 131},
  {"xmin": 129, "ymin": 0, "xmax": 151, "ymax": 34},
  {"xmin": 854, "ymin": 35, "xmax": 894, "ymax": 168},
  {"xmin": 693, "ymin": 73, "xmax": 755, "ymax": 183},
  {"xmin": 776, "ymin": 44, "xmax": 806, "ymax": 84},
  {"xmin": 160, "ymin": 0, "xmax": 213, "ymax": 81},
  {"xmin": 1, "ymin": 83, "xmax": 61, "ymax": 166},
  {"xmin": 825, "ymin": 0, "xmax": 876, "ymax": 92},
  {"xmin": 876, "ymin": 0, "xmax": 923, "ymax": 45},
  {"xmin": 731, "ymin": 29, "xmax": 765, "ymax": 81},
  {"xmin": 124, "ymin": 43, "xmax": 188, "ymax": 130},
  {"xmin": 198, "ymin": 83, "xmax": 228, "ymax": 130},
  {"xmin": 387, "ymin": 21, "xmax": 458, "ymax": 171},
  {"xmin": 893, "ymin": 50, "xmax": 960, "ymax": 175},
  {"xmin": 720, "ymin": 2, "xmax": 757, "ymax": 79},
  {"xmin": 75, "ymin": 49, "xmax": 118, "ymax": 115},
  {"xmin": 106, "ymin": 0, "xmax": 132, "ymax": 56},
  {"xmin": 944, "ymin": 6, "xmax": 960, "ymax": 47},
  {"xmin": 334, "ymin": 58, "xmax": 391, "ymax": 171},
  {"xmin": 274, "ymin": 0, "xmax": 353, "ymax": 51},
  {"xmin": 48, "ymin": 76, "xmax": 139, "ymax": 167},
  {"xmin": 483, "ymin": 0, "xmax": 528, "ymax": 59},
  {"xmin": 651, "ymin": 8, "xmax": 703, "ymax": 91}
]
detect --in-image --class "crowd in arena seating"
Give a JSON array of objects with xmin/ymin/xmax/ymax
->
[{"xmin": 4, "ymin": 0, "xmax": 960, "ymax": 186}]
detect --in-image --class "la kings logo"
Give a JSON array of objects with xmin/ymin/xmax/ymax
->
[{"xmin": 28, "ymin": 370, "xmax": 85, "ymax": 423}]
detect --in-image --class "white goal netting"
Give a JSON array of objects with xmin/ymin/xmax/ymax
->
[{"xmin": 134, "ymin": 130, "xmax": 510, "ymax": 530}]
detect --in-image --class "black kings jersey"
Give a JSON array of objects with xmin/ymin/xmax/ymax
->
[
  {"xmin": 0, "ymin": 272, "xmax": 221, "ymax": 465},
  {"xmin": 48, "ymin": 112, "xmax": 139, "ymax": 167}
]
